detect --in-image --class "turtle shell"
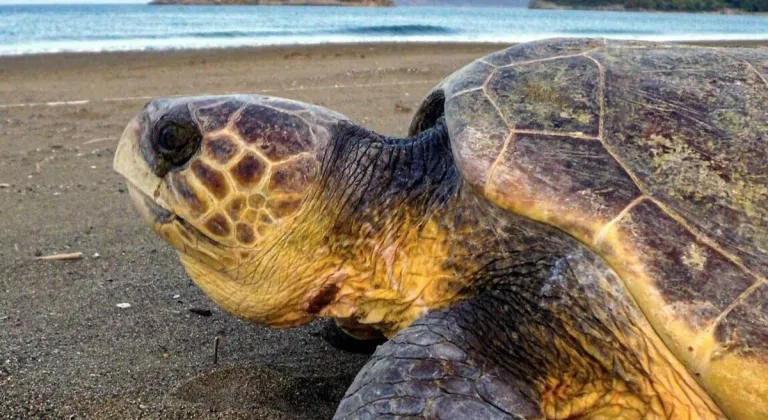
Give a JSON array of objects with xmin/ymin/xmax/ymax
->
[{"xmin": 410, "ymin": 38, "xmax": 768, "ymax": 419}]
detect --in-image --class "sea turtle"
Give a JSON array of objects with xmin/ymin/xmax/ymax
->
[{"xmin": 113, "ymin": 38, "xmax": 768, "ymax": 419}]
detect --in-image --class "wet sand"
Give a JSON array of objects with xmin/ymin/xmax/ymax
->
[{"xmin": 0, "ymin": 40, "xmax": 765, "ymax": 419}]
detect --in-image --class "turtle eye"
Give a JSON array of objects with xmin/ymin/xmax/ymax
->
[
  {"xmin": 157, "ymin": 123, "xmax": 188, "ymax": 155},
  {"xmin": 150, "ymin": 105, "xmax": 202, "ymax": 174}
]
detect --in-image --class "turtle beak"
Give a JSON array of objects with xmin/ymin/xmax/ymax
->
[
  {"xmin": 114, "ymin": 112, "xmax": 161, "ymax": 199},
  {"xmin": 114, "ymin": 109, "xmax": 177, "ymax": 228}
]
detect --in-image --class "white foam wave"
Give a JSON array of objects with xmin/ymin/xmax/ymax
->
[{"xmin": 1, "ymin": 32, "xmax": 766, "ymax": 56}]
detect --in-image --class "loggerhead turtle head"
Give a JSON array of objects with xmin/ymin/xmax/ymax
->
[{"xmin": 114, "ymin": 95, "xmax": 348, "ymax": 327}]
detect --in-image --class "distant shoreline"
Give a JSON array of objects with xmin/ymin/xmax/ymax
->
[
  {"xmin": 529, "ymin": 0, "xmax": 767, "ymax": 14},
  {"xmin": 1, "ymin": 39, "xmax": 767, "ymax": 60}
]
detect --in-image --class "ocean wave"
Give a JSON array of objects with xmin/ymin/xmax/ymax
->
[
  {"xmin": 563, "ymin": 28, "xmax": 660, "ymax": 35},
  {"xmin": 1, "ymin": 4, "xmax": 766, "ymax": 56},
  {"xmin": 3, "ymin": 32, "xmax": 768, "ymax": 56},
  {"xmin": 335, "ymin": 24, "xmax": 457, "ymax": 35},
  {"xmin": 171, "ymin": 30, "xmax": 299, "ymax": 38},
  {"xmin": 38, "ymin": 25, "xmax": 456, "ymax": 43},
  {"xmin": 40, "ymin": 30, "xmax": 303, "ymax": 42}
]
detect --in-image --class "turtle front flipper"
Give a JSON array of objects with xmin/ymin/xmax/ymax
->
[
  {"xmin": 335, "ymin": 249, "xmax": 724, "ymax": 420},
  {"xmin": 333, "ymin": 303, "xmax": 542, "ymax": 420}
]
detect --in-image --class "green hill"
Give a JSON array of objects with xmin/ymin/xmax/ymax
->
[{"xmin": 530, "ymin": 0, "xmax": 767, "ymax": 12}]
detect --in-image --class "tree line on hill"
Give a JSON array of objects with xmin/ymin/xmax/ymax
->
[{"xmin": 532, "ymin": 0, "xmax": 767, "ymax": 12}]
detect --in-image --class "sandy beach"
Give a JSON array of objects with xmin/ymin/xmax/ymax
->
[{"xmin": 0, "ymin": 40, "xmax": 765, "ymax": 419}]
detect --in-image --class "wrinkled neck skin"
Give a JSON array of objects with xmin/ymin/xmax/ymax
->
[
  {"xmin": 305, "ymin": 120, "xmax": 479, "ymax": 335},
  {"xmin": 216, "ymin": 119, "xmax": 540, "ymax": 336}
]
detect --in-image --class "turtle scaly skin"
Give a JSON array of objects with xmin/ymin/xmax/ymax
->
[{"xmin": 115, "ymin": 39, "xmax": 767, "ymax": 419}]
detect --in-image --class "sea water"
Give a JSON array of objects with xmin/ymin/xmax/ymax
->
[{"xmin": 0, "ymin": 4, "xmax": 766, "ymax": 56}]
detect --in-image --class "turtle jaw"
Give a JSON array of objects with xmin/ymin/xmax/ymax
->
[
  {"xmin": 117, "ymin": 166, "xmax": 316, "ymax": 328},
  {"xmin": 114, "ymin": 108, "xmax": 215, "ymax": 263},
  {"xmin": 124, "ymin": 183, "xmax": 199, "ymax": 242}
]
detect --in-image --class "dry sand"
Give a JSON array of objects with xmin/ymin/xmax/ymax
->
[{"xmin": 0, "ymin": 40, "xmax": 765, "ymax": 419}]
